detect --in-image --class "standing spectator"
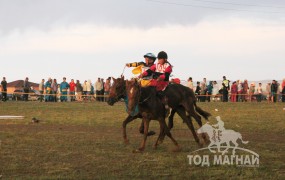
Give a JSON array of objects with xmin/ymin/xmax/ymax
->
[
  {"xmin": 195, "ymin": 81, "xmax": 201, "ymax": 102},
  {"xmin": 45, "ymin": 78, "xmax": 52, "ymax": 102},
  {"xmin": 51, "ymin": 79, "xmax": 58, "ymax": 102},
  {"xmin": 60, "ymin": 77, "xmax": 69, "ymax": 102},
  {"xmin": 23, "ymin": 77, "xmax": 31, "ymax": 101},
  {"xmin": 282, "ymin": 79, "xmax": 285, "ymax": 102},
  {"xmin": 271, "ymin": 80, "xmax": 278, "ymax": 103},
  {"xmin": 1, "ymin": 77, "xmax": 7, "ymax": 101},
  {"xmin": 212, "ymin": 81, "xmax": 219, "ymax": 101},
  {"xmin": 249, "ymin": 83, "xmax": 255, "ymax": 102},
  {"xmin": 231, "ymin": 81, "xmax": 237, "ymax": 102},
  {"xmin": 206, "ymin": 81, "xmax": 213, "ymax": 102},
  {"xmin": 104, "ymin": 78, "xmax": 111, "ymax": 102},
  {"xmin": 266, "ymin": 82, "xmax": 271, "ymax": 102},
  {"xmin": 237, "ymin": 80, "xmax": 243, "ymax": 102},
  {"xmin": 100, "ymin": 78, "xmax": 105, "ymax": 102},
  {"xmin": 82, "ymin": 80, "xmax": 87, "ymax": 100},
  {"xmin": 39, "ymin": 79, "xmax": 45, "ymax": 102},
  {"xmin": 95, "ymin": 78, "xmax": 103, "ymax": 101},
  {"xmin": 242, "ymin": 80, "xmax": 249, "ymax": 102},
  {"xmin": 257, "ymin": 83, "xmax": 263, "ymax": 102},
  {"xmin": 203, "ymin": 78, "xmax": 207, "ymax": 86},
  {"xmin": 69, "ymin": 79, "xmax": 76, "ymax": 102},
  {"xmin": 200, "ymin": 82, "xmax": 206, "ymax": 102},
  {"xmin": 57, "ymin": 84, "xmax": 61, "ymax": 101},
  {"xmin": 222, "ymin": 76, "xmax": 230, "ymax": 102},
  {"xmin": 76, "ymin": 80, "xmax": 83, "ymax": 101},
  {"xmin": 187, "ymin": 77, "xmax": 194, "ymax": 90},
  {"xmin": 86, "ymin": 80, "xmax": 92, "ymax": 101}
]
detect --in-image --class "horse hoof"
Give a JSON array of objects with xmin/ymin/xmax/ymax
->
[
  {"xmin": 124, "ymin": 139, "xmax": 130, "ymax": 145},
  {"xmin": 147, "ymin": 131, "xmax": 156, "ymax": 136},
  {"xmin": 157, "ymin": 140, "xmax": 164, "ymax": 145},
  {"xmin": 132, "ymin": 149, "xmax": 144, "ymax": 153},
  {"xmin": 172, "ymin": 146, "xmax": 182, "ymax": 152}
]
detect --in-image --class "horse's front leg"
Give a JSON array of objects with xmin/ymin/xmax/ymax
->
[
  {"xmin": 122, "ymin": 115, "xmax": 137, "ymax": 144},
  {"xmin": 133, "ymin": 116, "xmax": 149, "ymax": 153},
  {"xmin": 139, "ymin": 119, "xmax": 156, "ymax": 136}
]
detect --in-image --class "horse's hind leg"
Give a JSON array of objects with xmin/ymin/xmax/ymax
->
[
  {"xmin": 123, "ymin": 115, "xmax": 137, "ymax": 144},
  {"xmin": 183, "ymin": 99, "xmax": 208, "ymax": 143},
  {"xmin": 176, "ymin": 108, "xmax": 201, "ymax": 146},
  {"xmin": 161, "ymin": 118, "xmax": 180, "ymax": 152},
  {"xmin": 168, "ymin": 109, "xmax": 176, "ymax": 130},
  {"xmin": 153, "ymin": 119, "xmax": 165, "ymax": 149}
]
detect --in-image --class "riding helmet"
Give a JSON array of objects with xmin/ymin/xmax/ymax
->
[
  {"xmin": 143, "ymin": 53, "xmax": 156, "ymax": 61},
  {"xmin": 157, "ymin": 51, "xmax": 168, "ymax": 59}
]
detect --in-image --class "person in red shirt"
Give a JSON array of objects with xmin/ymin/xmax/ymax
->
[
  {"xmin": 69, "ymin": 79, "xmax": 76, "ymax": 101},
  {"xmin": 141, "ymin": 51, "xmax": 172, "ymax": 116},
  {"xmin": 141, "ymin": 51, "xmax": 172, "ymax": 91},
  {"xmin": 231, "ymin": 81, "xmax": 238, "ymax": 102}
]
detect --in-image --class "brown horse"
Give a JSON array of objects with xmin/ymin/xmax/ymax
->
[
  {"xmin": 108, "ymin": 76, "xmax": 159, "ymax": 144},
  {"xmin": 126, "ymin": 79, "xmax": 180, "ymax": 152},
  {"xmin": 108, "ymin": 76, "xmax": 211, "ymax": 148}
]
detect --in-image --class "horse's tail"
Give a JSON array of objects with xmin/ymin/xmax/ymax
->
[{"xmin": 194, "ymin": 101, "xmax": 211, "ymax": 120}]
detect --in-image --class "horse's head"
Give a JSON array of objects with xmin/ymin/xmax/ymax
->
[
  {"xmin": 107, "ymin": 76, "xmax": 126, "ymax": 106},
  {"xmin": 125, "ymin": 78, "xmax": 141, "ymax": 115}
]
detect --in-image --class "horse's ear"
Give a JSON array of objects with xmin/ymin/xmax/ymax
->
[
  {"xmin": 112, "ymin": 77, "xmax": 116, "ymax": 82},
  {"xmin": 121, "ymin": 75, "xmax": 124, "ymax": 80}
]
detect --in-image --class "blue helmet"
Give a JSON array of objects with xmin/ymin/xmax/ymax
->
[{"xmin": 143, "ymin": 53, "xmax": 156, "ymax": 61}]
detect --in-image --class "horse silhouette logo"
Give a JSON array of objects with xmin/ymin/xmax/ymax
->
[{"xmin": 197, "ymin": 116, "xmax": 248, "ymax": 155}]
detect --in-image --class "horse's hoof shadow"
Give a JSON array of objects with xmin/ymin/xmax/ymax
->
[
  {"xmin": 147, "ymin": 131, "xmax": 156, "ymax": 136},
  {"xmin": 153, "ymin": 144, "xmax": 158, "ymax": 150},
  {"xmin": 124, "ymin": 139, "xmax": 130, "ymax": 145},
  {"xmin": 172, "ymin": 146, "xmax": 182, "ymax": 152},
  {"xmin": 132, "ymin": 148, "xmax": 144, "ymax": 153}
]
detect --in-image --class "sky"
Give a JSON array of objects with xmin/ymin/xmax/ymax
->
[{"xmin": 1, "ymin": 0, "xmax": 285, "ymax": 84}]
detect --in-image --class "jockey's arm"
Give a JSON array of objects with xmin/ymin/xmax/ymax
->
[
  {"xmin": 158, "ymin": 65, "xmax": 172, "ymax": 81},
  {"xmin": 126, "ymin": 61, "xmax": 145, "ymax": 67},
  {"xmin": 141, "ymin": 64, "xmax": 156, "ymax": 77}
]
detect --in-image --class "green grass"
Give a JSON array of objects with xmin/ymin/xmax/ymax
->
[{"xmin": 0, "ymin": 101, "xmax": 284, "ymax": 179}]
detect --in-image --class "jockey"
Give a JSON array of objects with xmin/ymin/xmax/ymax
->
[
  {"xmin": 126, "ymin": 53, "xmax": 156, "ymax": 87},
  {"xmin": 141, "ymin": 51, "xmax": 172, "ymax": 115}
]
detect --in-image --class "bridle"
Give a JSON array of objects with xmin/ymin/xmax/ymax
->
[{"xmin": 111, "ymin": 79, "xmax": 126, "ymax": 102}]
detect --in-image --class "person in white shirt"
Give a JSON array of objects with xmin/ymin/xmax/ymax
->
[
  {"xmin": 257, "ymin": 83, "xmax": 263, "ymax": 102},
  {"xmin": 187, "ymin": 77, "xmax": 194, "ymax": 90}
]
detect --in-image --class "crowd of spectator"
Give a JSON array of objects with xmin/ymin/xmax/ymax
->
[
  {"xmin": 1, "ymin": 76, "xmax": 285, "ymax": 103},
  {"xmin": 0, "ymin": 76, "xmax": 111, "ymax": 102},
  {"xmin": 187, "ymin": 76, "xmax": 285, "ymax": 103}
]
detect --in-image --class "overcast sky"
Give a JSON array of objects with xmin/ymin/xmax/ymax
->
[{"xmin": 1, "ymin": 0, "xmax": 285, "ymax": 84}]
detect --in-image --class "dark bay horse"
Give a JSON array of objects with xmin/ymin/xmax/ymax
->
[
  {"xmin": 126, "ymin": 79, "xmax": 180, "ymax": 152},
  {"xmin": 126, "ymin": 78, "xmax": 212, "ymax": 148}
]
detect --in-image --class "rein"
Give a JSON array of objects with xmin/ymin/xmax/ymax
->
[{"xmin": 137, "ymin": 85, "xmax": 152, "ymax": 104}]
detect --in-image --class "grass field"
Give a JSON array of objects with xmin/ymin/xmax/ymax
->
[{"xmin": 0, "ymin": 101, "xmax": 284, "ymax": 179}]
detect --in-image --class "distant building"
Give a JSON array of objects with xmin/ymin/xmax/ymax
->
[{"xmin": 6, "ymin": 80, "xmax": 39, "ymax": 93}]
